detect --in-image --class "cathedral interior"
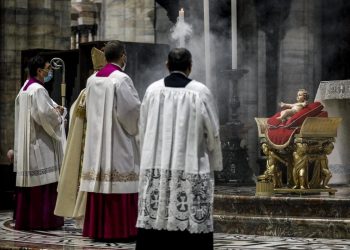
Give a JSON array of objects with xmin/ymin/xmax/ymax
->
[{"xmin": 1, "ymin": 0, "xmax": 350, "ymax": 249}]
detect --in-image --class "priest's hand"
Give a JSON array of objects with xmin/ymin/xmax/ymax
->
[{"xmin": 55, "ymin": 106, "xmax": 65, "ymax": 115}]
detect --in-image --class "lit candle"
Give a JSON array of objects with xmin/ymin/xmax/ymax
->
[
  {"xmin": 231, "ymin": 0, "xmax": 237, "ymax": 69},
  {"xmin": 204, "ymin": 0, "xmax": 211, "ymax": 89},
  {"xmin": 179, "ymin": 8, "xmax": 184, "ymax": 19},
  {"xmin": 178, "ymin": 8, "xmax": 185, "ymax": 47}
]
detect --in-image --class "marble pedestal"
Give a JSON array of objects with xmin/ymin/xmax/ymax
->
[
  {"xmin": 214, "ymin": 185, "xmax": 350, "ymax": 239},
  {"xmin": 315, "ymin": 80, "xmax": 350, "ymax": 184}
]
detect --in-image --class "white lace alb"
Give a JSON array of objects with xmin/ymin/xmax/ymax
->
[{"xmin": 137, "ymin": 169, "xmax": 214, "ymax": 233}]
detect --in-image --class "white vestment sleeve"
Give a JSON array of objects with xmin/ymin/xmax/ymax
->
[
  {"xmin": 202, "ymin": 90, "xmax": 223, "ymax": 171},
  {"xmin": 31, "ymin": 88, "xmax": 62, "ymax": 140},
  {"xmin": 13, "ymin": 95, "xmax": 22, "ymax": 172},
  {"xmin": 116, "ymin": 76, "xmax": 141, "ymax": 136}
]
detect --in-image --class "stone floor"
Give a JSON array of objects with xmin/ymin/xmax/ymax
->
[
  {"xmin": 1, "ymin": 211, "xmax": 350, "ymax": 249},
  {"xmin": 1, "ymin": 185, "xmax": 350, "ymax": 249}
]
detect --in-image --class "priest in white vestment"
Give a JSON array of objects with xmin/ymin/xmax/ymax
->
[
  {"xmin": 136, "ymin": 48, "xmax": 223, "ymax": 250},
  {"xmin": 14, "ymin": 55, "xmax": 65, "ymax": 230},
  {"xmin": 79, "ymin": 41, "xmax": 141, "ymax": 241}
]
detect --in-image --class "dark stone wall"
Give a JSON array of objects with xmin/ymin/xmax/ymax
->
[
  {"xmin": 321, "ymin": 0, "xmax": 350, "ymax": 81},
  {"xmin": 0, "ymin": 0, "xmax": 70, "ymax": 164}
]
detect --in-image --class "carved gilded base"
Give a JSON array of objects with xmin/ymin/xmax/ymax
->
[
  {"xmin": 255, "ymin": 181, "xmax": 274, "ymax": 196},
  {"xmin": 274, "ymin": 188, "xmax": 337, "ymax": 195},
  {"xmin": 255, "ymin": 117, "xmax": 342, "ymax": 191}
]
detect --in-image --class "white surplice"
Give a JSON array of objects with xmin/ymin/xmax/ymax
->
[
  {"xmin": 14, "ymin": 81, "xmax": 64, "ymax": 187},
  {"xmin": 79, "ymin": 70, "xmax": 141, "ymax": 194},
  {"xmin": 136, "ymin": 79, "xmax": 223, "ymax": 234}
]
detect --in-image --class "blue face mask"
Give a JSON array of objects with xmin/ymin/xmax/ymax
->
[{"xmin": 44, "ymin": 70, "xmax": 53, "ymax": 83}]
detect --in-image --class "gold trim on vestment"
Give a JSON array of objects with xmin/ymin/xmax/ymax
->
[{"xmin": 81, "ymin": 169, "xmax": 139, "ymax": 182}]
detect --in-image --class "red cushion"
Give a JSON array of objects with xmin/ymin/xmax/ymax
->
[
  {"xmin": 317, "ymin": 111, "xmax": 328, "ymax": 117},
  {"xmin": 267, "ymin": 102, "xmax": 324, "ymax": 128},
  {"xmin": 267, "ymin": 112, "xmax": 287, "ymax": 128},
  {"xmin": 284, "ymin": 102, "xmax": 323, "ymax": 127},
  {"xmin": 267, "ymin": 127, "xmax": 299, "ymax": 146},
  {"xmin": 265, "ymin": 102, "xmax": 324, "ymax": 147}
]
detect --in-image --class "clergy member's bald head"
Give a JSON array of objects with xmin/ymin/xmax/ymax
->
[
  {"xmin": 104, "ymin": 41, "xmax": 126, "ymax": 63},
  {"xmin": 167, "ymin": 48, "xmax": 192, "ymax": 74}
]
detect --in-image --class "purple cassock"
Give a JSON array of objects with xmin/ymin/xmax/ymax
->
[
  {"xmin": 82, "ymin": 63, "xmax": 138, "ymax": 241},
  {"xmin": 15, "ymin": 183, "xmax": 63, "ymax": 230},
  {"xmin": 15, "ymin": 77, "xmax": 64, "ymax": 230}
]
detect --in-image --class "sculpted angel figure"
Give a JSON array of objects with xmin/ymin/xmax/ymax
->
[{"xmin": 277, "ymin": 89, "xmax": 309, "ymax": 122}]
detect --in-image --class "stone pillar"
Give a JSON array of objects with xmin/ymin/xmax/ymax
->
[
  {"xmin": 27, "ymin": 0, "xmax": 70, "ymax": 50},
  {"xmin": 78, "ymin": 26, "xmax": 90, "ymax": 43},
  {"xmin": 125, "ymin": 0, "xmax": 136, "ymax": 41},
  {"xmin": 135, "ymin": 0, "xmax": 144, "ymax": 42},
  {"xmin": 71, "ymin": 7, "xmax": 79, "ymax": 49},
  {"xmin": 103, "ymin": 0, "xmax": 124, "ymax": 40},
  {"xmin": 237, "ymin": 0, "xmax": 260, "ymax": 176},
  {"xmin": 52, "ymin": 0, "xmax": 71, "ymax": 49},
  {"xmin": 72, "ymin": 0, "xmax": 97, "ymax": 46},
  {"xmin": 0, "ymin": 0, "xmax": 27, "ymax": 164},
  {"xmin": 144, "ymin": 0, "xmax": 155, "ymax": 43},
  {"xmin": 277, "ymin": 0, "xmax": 322, "ymax": 105},
  {"xmin": 257, "ymin": 31, "xmax": 267, "ymax": 117},
  {"xmin": 101, "ymin": 0, "xmax": 155, "ymax": 43}
]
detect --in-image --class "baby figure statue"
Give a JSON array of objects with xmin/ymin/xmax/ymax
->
[{"xmin": 277, "ymin": 89, "xmax": 309, "ymax": 122}]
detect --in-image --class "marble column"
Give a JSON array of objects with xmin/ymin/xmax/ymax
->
[
  {"xmin": 125, "ymin": 0, "xmax": 136, "ymax": 41},
  {"xmin": 277, "ymin": 0, "xmax": 322, "ymax": 109},
  {"xmin": 79, "ymin": 26, "xmax": 90, "ymax": 43},
  {"xmin": 144, "ymin": 0, "xmax": 155, "ymax": 43},
  {"xmin": 237, "ymin": 0, "xmax": 260, "ymax": 176},
  {"xmin": 72, "ymin": 0, "xmax": 97, "ymax": 46},
  {"xmin": 100, "ymin": 0, "xmax": 155, "ymax": 43}
]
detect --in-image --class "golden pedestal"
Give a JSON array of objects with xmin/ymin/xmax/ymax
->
[
  {"xmin": 255, "ymin": 117, "xmax": 342, "ymax": 194},
  {"xmin": 256, "ymin": 181, "xmax": 274, "ymax": 196}
]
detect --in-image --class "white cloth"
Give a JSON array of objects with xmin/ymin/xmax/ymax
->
[
  {"xmin": 137, "ymin": 79, "xmax": 223, "ymax": 233},
  {"xmin": 80, "ymin": 70, "xmax": 141, "ymax": 194},
  {"xmin": 14, "ymin": 81, "xmax": 64, "ymax": 187}
]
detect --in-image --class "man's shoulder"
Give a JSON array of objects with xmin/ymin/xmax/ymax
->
[
  {"xmin": 109, "ymin": 70, "xmax": 130, "ymax": 81},
  {"xmin": 187, "ymin": 80, "xmax": 211, "ymax": 95},
  {"xmin": 145, "ymin": 79, "xmax": 164, "ymax": 92},
  {"xmin": 87, "ymin": 72, "xmax": 121, "ymax": 86},
  {"xmin": 24, "ymin": 82, "xmax": 45, "ymax": 94}
]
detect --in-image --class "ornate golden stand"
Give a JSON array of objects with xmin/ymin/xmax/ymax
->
[
  {"xmin": 274, "ymin": 188, "xmax": 337, "ymax": 196},
  {"xmin": 256, "ymin": 181, "xmax": 274, "ymax": 196},
  {"xmin": 255, "ymin": 117, "xmax": 342, "ymax": 196}
]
